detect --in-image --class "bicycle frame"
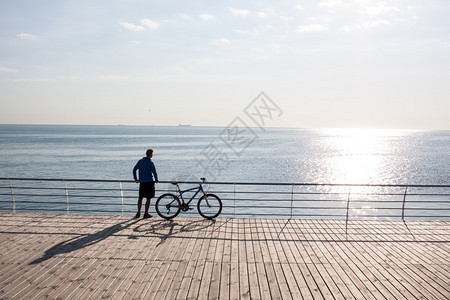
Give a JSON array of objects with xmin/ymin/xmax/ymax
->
[{"xmin": 174, "ymin": 183, "xmax": 205, "ymax": 205}]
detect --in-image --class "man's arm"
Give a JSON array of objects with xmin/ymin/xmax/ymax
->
[
  {"xmin": 133, "ymin": 162, "xmax": 139, "ymax": 182},
  {"xmin": 151, "ymin": 162, "xmax": 158, "ymax": 182}
]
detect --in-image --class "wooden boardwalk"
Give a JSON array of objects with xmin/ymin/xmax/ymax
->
[{"xmin": 0, "ymin": 213, "xmax": 449, "ymax": 299}]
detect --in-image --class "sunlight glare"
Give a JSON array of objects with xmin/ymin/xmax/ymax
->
[{"xmin": 322, "ymin": 128, "xmax": 394, "ymax": 184}]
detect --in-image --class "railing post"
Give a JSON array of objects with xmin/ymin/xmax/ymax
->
[
  {"xmin": 119, "ymin": 181, "xmax": 124, "ymax": 216},
  {"xmin": 64, "ymin": 180, "xmax": 69, "ymax": 215},
  {"xmin": 233, "ymin": 184, "xmax": 236, "ymax": 218},
  {"xmin": 9, "ymin": 180, "xmax": 15, "ymax": 213},
  {"xmin": 401, "ymin": 187, "xmax": 408, "ymax": 221},
  {"xmin": 290, "ymin": 184, "xmax": 294, "ymax": 219},
  {"xmin": 345, "ymin": 186, "xmax": 352, "ymax": 237}
]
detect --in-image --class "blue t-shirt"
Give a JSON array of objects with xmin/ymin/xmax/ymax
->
[{"xmin": 133, "ymin": 157, "xmax": 158, "ymax": 182}]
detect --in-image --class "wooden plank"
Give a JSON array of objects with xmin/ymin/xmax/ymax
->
[
  {"xmin": 276, "ymin": 221, "xmax": 314, "ymax": 299},
  {"xmin": 82, "ymin": 233, "xmax": 143, "ymax": 299},
  {"xmin": 408, "ymin": 263, "xmax": 450, "ymax": 299},
  {"xmin": 99, "ymin": 237, "xmax": 147, "ymax": 299},
  {"xmin": 249, "ymin": 219, "xmax": 270, "ymax": 300},
  {"xmin": 197, "ymin": 261, "xmax": 214, "ymax": 300},
  {"xmin": 218, "ymin": 218, "xmax": 232, "ymax": 300},
  {"xmin": 238, "ymin": 219, "xmax": 250, "ymax": 300},
  {"xmin": 186, "ymin": 219, "xmax": 215, "ymax": 300},
  {"xmin": 127, "ymin": 261, "xmax": 162, "ymax": 300},
  {"xmin": 338, "ymin": 240, "xmax": 398, "ymax": 299},
  {"xmin": 163, "ymin": 260, "xmax": 188, "ymax": 300},
  {"xmin": 244, "ymin": 219, "xmax": 260, "ymax": 300},
  {"xmin": 312, "ymin": 239, "xmax": 355, "ymax": 299},
  {"xmin": 0, "ymin": 234, "xmax": 62, "ymax": 286},
  {"xmin": 320, "ymin": 242, "xmax": 366, "ymax": 299},
  {"xmin": 162, "ymin": 220, "xmax": 205, "ymax": 300},
  {"xmin": 420, "ymin": 263, "xmax": 450, "ymax": 294},
  {"xmin": 2, "ymin": 256, "xmax": 71, "ymax": 299},
  {"xmin": 349, "ymin": 240, "xmax": 410, "ymax": 300},
  {"xmin": 208, "ymin": 220, "xmax": 227, "ymax": 300},
  {"xmin": 288, "ymin": 222, "xmax": 325, "ymax": 299},
  {"xmin": 271, "ymin": 220, "xmax": 304, "ymax": 300},
  {"xmin": 220, "ymin": 261, "xmax": 231, "ymax": 300},
  {"xmin": 208, "ymin": 261, "xmax": 222, "ymax": 300},
  {"xmin": 360, "ymin": 241, "xmax": 429, "ymax": 298},
  {"xmin": 105, "ymin": 259, "xmax": 143, "ymax": 300},
  {"xmin": 145, "ymin": 260, "xmax": 175, "ymax": 299},
  {"xmin": 67, "ymin": 258, "xmax": 120, "ymax": 299},
  {"xmin": 330, "ymin": 241, "xmax": 385, "ymax": 299},
  {"xmin": 86, "ymin": 258, "xmax": 130, "ymax": 299},
  {"xmin": 175, "ymin": 219, "xmax": 212, "ymax": 299},
  {"xmin": 228, "ymin": 220, "xmax": 240, "ymax": 300},
  {"xmin": 256, "ymin": 219, "xmax": 282, "ymax": 299},
  {"xmin": 176, "ymin": 260, "xmax": 197, "ymax": 299}
]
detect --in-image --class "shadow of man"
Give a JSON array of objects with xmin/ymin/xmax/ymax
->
[{"xmin": 30, "ymin": 218, "xmax": 140, "ymax": 265}]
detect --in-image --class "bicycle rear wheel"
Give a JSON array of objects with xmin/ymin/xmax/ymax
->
[
  {"xmin": 197, "ymin": 194, "xmax": 222, "ymax": 219},
  {"xmin": 156, "ymin": 193, "xmax": 181, "ymax": 219}
]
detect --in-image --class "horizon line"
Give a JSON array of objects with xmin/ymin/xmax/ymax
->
[{"xmin": 0, "ymin": 123, "xmax": 448, "ymax": 132}]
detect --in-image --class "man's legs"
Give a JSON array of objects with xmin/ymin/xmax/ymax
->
[
  {"xmin": 136, "ymin": 197, "xmax": 144, "ymax": 218},
  {"xmin": 137, "ymin": 182, "xmax": 154, "ymax": 218},
  {"xmin": 144, "ymin": 197, "xmax": 151, "ymax": 215},
  {"xmin": 143, "ymin": 182, "xmax": 155, "ymax": 218}
]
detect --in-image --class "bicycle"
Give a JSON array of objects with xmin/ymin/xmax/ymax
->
[{"xmin": 155, "ymin": 178, "xmax": 222, "ymax": 220}]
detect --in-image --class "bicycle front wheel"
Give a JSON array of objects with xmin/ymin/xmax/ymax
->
[
  {"xmin": 197, "ymin": 194, "xmax": 222, "ymax": 219},
  {"xmin": 156, "ymin": 193, "xmax": 181, "ymax": 220}
]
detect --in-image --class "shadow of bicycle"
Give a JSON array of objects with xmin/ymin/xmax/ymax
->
[{"xmin": 133, "ymin": 218, "xmax": 217, "ymax": 246}]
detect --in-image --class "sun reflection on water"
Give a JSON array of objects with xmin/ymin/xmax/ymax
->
[{"xmin": 321, "ymin": 128, "xmax": 403, "ymax": 184}]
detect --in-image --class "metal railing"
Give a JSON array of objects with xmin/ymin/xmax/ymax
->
[{"xmin": 1, "ymin": 178, "xmax": 449, "ymax": 222}]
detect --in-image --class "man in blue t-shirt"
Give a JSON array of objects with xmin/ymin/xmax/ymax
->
[{"xmin": 133, "ymin": 149, "xmax": 158, "ymax": 218}]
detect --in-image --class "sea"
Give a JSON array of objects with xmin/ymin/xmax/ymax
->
[
  {"xmin": 0, "ymin": 124, "xmax": 449, "ymax": 218},
  {"xmin": 0, "ymin": 124, "xmax": 449, "ymax": 184}
]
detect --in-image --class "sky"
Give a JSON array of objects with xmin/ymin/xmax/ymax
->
[{"xmin": 0, "ymin": 0, "xmax": 449, "ymax": 130}]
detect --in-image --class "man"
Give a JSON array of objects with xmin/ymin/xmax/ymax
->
[{"xmin": 133, "ymin": 149, "xmax": 158, "ymax": 218}]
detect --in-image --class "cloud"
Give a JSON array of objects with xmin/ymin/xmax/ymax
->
[
  {"xmin": 364, "ymin": 3, "xmax": 400, "ymax": 17},
  {"xmin": 280, "ymin": 16, "xmax": 295, "ymax": 21},
  {"xmin": 296, "ymin": 24, "xmax": 329, "ymax": 33},
  {"xmin": 100, "ymin": 75, "xmax": 133, "ymax": 81},
  {"xmin": 141, "ymin": 19, "xmax": 160, "ymax": 30},
  {"xmin": 342, "ymin": 19, "xmax": 390, "ymax": 31},
  {"xmin": 256, "ymin": 8, "xmax": 276, "ymax": 18},
  {"xmin": 256, "ymin": 11, "xmax": 266, "ymax": 18},
  {"xmin": 119, "ymin": 22, "xmax": 145, "ymax": 31},
  {"xmin": 179, "ymin": 13, "xmax": 192, "ymax": 21},
  {"xmin": 120, "ymin": 18, "xmax": 160, "ymax": 32},
  {"xmin": 11, "ymin": 77, "xmax": 54, "ymax": 82},
  {"xmin": 16, "ymin": 33, "xmax": 38, "ymax": 40},
  {"xmin": 230, "ymin": 8, "xmax": 250, "ymax": 17},
  {"xmin": 199, "ymin": 14, "xmax": 214, "ymax": 20},
  {"xmin": 235, "ymin": 29, "xmax": 259, "ymax": 35},
  {"xmin": 212, "ymin": 38, "xmax": 230, "ymax": 45},
  {"xmin": 319, "ymin": 0, "xmax": 342, "ymax": 9},
  {"xmin": 0, "ymin": 67, "xmax": 18, "ymax": 73}
]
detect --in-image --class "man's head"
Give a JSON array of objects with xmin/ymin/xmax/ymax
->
[{"xmin": 146, "ymin": 149, "xmax": 153, "ymax": 158}]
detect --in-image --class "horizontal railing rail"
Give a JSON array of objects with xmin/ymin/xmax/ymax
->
[{"xmin": 1, "ymin": 178, "xmax": 449, "ymax": 223}]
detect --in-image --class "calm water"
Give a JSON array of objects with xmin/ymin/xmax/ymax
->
[{"xmin": 0, "ymin": 124, "xmax": 449, "ymax": 185}]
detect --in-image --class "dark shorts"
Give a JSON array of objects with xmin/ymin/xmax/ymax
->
[{"xmin": 139, "ymin": 182, "xmax": 155, "ymax": 199}]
